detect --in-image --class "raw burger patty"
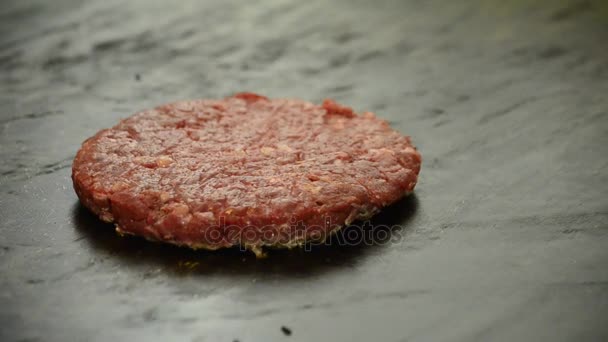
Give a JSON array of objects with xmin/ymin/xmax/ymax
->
[{"xmin": 72, "ymin": 93, "xmax": 421, "ymax": 255}]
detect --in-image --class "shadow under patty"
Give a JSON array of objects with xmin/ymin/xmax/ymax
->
[{"xmin": 72, "ymin": 194, "xmax": 419, "ymax": 278}]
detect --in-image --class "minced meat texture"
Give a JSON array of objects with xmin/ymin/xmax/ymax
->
[{"xmin": 72, "ymin": 93, "xmax": 421, "ymax": 256}]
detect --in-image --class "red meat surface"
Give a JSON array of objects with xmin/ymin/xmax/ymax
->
[{"xmin": 72, "ymin": 93, "xmax": 421, "ymax": 256}]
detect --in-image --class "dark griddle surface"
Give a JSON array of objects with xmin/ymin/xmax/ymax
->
[{"xmin": 1, "ymin": 0, "xmax": 607, "ymax": 341}]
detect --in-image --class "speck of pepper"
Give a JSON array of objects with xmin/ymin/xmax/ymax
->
[
  {"xmin": 135, "ymin": 73, "xmax": 141, "ymax": 81},
  {"xmin": 281, "ymin": 326, "xmax": 292, "ymax": 336}
]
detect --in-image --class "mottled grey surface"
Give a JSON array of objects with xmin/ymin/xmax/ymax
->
[{"xmin": 1, "ymin": 0, "xmax": 608, "ymax": 341}]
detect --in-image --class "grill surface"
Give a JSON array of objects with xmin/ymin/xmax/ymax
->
[{"xmin": 1, "ymin": 0, "xmax": 607, "ymax": 341}]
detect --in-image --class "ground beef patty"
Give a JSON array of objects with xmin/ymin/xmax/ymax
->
[{"xmin": 72, "ymin": 93, "xmax": 421, "ymax": 256}]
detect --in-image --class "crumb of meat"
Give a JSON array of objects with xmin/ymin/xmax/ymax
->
[{"xmin": 281, "ymin": 326, "xmax": 292, "ymax": 336}]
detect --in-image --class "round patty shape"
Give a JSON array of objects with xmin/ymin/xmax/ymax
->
[{"xmin": 72, "ymin": 93, "xmax": 421, "ymax": 256}]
